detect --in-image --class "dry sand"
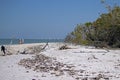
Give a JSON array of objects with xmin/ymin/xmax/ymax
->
[{"xmin": 0, "ymin": 43, "xmax": 120, "ymax": 80}]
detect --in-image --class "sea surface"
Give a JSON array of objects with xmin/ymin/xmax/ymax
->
[{"xmin": 0, "ymin": 39, "xmax": 64, "ymax": 45}]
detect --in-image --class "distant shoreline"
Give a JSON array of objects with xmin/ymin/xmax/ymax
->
[{"xmin": 0, "ymin": 39, "xmax": 64, "ymax": 45}]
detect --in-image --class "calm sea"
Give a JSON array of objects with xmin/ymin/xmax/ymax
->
[{"xmin": 0, "ymin": 39, "xmax": 64, "ymax": 45}]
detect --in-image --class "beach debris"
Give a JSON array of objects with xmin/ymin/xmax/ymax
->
[
  {"xmin": 74, "ymin": 50, "xmax": 108, "ymax": 53},
  {"xmin": 67, "ymin": 69, "xmax": 76, "ymax": 75},
  {"xmin": 18, "ymin": 53, "xmax": 113, "ymax": 79},
  {"xmin": 75, "ymin": 77, "xmax": 80, "ymax": 80},
  {"xmin": 79, "ymin": 69, "xmax": 85, "ymax": 73},
  {"xmin": 81, "ymin": 77, "xmax": 88, "ymax": 80},
  {"xmin": 88, "ymin": 55, "xmax": 98, "ymax": 60},
  {"xmin": 59, "ymin": 44, "xmax": 71, "ymax": 50},
  {"xmin": 20, "ymin": 43, "xmax": 49, "ymax": 54},
  {"xmin": 41, "ymin": 74, "xmax": 46, "ymax": 77},
  {"xmin": 41, "ymin": 42, "xmax": 49, "ymax": 51},
  {"xmin": 27, "ymin": 43, "xmax": 49, "ymax": 54},
  {"xmin": 26, "ymin": 45, "xmax": 44, "ymax": 54},
  {"xmin": 19, "ymin": 54, "xmax": 65, "ymax": 76},
  {"xmin": 18, "ymin": 54, "xmax": 111, "ymax": 79},
  {"xmin": 90, "ymin": 74, "xmax": 109, "ymax": 80},
  {"xmin": 18, "ymin": 54, "xmax": 79, "ymax": 77},
  {"xmin": 26, "ymin": 71, "xmax": 29, "ymax": 73},
  {"xmin": 20, "ymin": 51, "xmax": 27, "ymax": 54}
]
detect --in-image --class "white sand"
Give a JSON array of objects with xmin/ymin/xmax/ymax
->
[{"xmin": 0, "ymin": 43, "xmax": 120, "ymax": 80}]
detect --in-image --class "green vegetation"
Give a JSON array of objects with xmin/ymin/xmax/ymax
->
[{"xmin": 65, "ymin": 1, "xmax": 120, "ymax": 48}]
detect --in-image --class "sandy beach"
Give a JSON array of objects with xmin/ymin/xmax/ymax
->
[{"xmin": 0, "ymin": 43, "xmax": 120, "ymax": 80}]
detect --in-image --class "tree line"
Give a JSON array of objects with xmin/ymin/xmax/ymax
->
[{"xmin": 65, "ymin": 2, "xmax": 120, "ymax": 48}]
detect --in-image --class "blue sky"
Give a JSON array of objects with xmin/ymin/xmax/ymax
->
[{"xmin": 0, "ymin": 0, "xmax": 119, "ymax": 39}]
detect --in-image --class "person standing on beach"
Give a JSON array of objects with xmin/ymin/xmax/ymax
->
[
  {"xmin": 1, "ymin": 45, "xmax": 6, "ymax": 55},
  {"xmin": 19, "ymin": 38, "xmax": 24, "ymax": 44}
]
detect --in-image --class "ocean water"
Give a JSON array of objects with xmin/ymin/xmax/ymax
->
[{"xmin": 0, "ymin": 39, "xmax": 64, "ymax": 45}]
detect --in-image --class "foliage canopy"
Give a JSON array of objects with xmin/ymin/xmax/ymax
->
[{"xmin": 65, "ymin": 6, "xmax": 120, "ymax": 48}]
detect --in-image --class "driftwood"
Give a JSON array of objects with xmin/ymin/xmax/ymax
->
[
  {"xmin": 41, "ymin": 42, "xmax": 49, "ymax": 50},
  {"xmin": 20, "ymin": 42, "xmax": 49, "ymax": 54},
  {"xmin": 59, "ymin": 44, "xmax": 71, "ymax": 50}
]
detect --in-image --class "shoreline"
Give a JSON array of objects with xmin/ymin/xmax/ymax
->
[{"xmin": 0, "ymin": 39, "xmax": 64, "ymax": 45}]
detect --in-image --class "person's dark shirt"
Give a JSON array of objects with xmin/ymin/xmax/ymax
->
[{"xmin": 1, "ymin": 45, "xmax": 5, "ymax": 51}]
